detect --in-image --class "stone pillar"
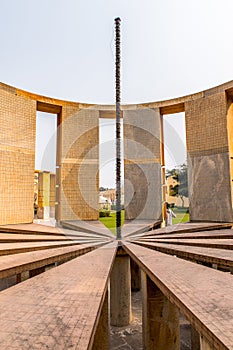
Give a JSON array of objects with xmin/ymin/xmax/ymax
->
[
  {"xmin": 130, "ymin": 258, "xmax": 141, "ymax": 291},
  {"xmin": 50, "ymin": 173, "xmax": 56, "ymax": 218},
  {"xmin": 16, "ymin": 271, "xmax": 30, "ymax": 283},
  {"xmin": 21, "ymin": 271, "xmax": 30, "ymax": 281},
  {"xmin": 37, "ymin": 171, "xmax": 50, "ymax": 219},
  {"xmin": 141, "ymin": 271, "xmax": 180, "ymax": 350},
  {"xmin": 191, "ymin": 326, "xmax": 200, "ymax": 350},
  {"xmin": 200, "ymin": 336, "xmax": 212, "ymax": 350},
  {"xmin": 212, "ymin": 263, "xmax": 218, "ymax": 270},
  {"xmin": 92, "ymin": 290, "xmax": 109, "ymax": 350},
  {"xmin": 110, "ymin": 248, "xmax": 132, "ymax": 326}
]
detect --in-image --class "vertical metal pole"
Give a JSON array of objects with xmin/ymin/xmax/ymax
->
[{"xmin": 115, "ymin": 17, "xmax": 121, "ymax": 239}]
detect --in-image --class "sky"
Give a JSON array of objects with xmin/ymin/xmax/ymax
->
[{"xmin": 1, "ymin": 0, "xmax": 233, "ymax": 187}]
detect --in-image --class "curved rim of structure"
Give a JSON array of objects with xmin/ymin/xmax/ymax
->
[{"xmin": 2, "ymin": 79, "xmax": 233, "ymax": 116}]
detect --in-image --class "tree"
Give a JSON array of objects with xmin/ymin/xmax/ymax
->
[
  {"xmin": 167, "ymin": 164, "xmax": 188, "ymax": 207},
  {"xmin": 99, "ymin": 187, "xmax": 108, "ymax": 192}
]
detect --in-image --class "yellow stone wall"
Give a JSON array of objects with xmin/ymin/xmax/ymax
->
[
  {"xmin": 50, "ymin": 173, "xmax": 56, "ymax": 207},
  {"xmin": 1, "ymin": 80, "xmax": 233, "ymax": 224},
  {"xmin": 185, "ymin": 92, "xmax": 228, "ymax": 157},
  {"xmin": 0, "ymin": 84, "xmax": 36, "ymax": 224},
  {"xmin": 58, "ymin": 106, "xmax": 99, "ymax": 221}
]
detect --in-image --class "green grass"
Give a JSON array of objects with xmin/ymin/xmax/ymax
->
[
  {"xmin": 99, "ymin": 211, "xmax": 125, "ymax": 235},
  {"xmin": 99, "ymin": 208, "xmax": 189, "ymax": 233},
  {"xmin": 172, "ymin": 208, "xmax": 189, "ymax": 225}
]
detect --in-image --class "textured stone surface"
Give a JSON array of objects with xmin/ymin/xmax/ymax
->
[
  {"xmin": 0, "ymin": 84, "xmax": 36, "ymax": 225},
  {"xmin": 37, "ymin": 172, "xmax": 50, "ymax": 219},
  {"xmin": 188, "ymin": 152, "xmax": 233, "ymax": 222},
  {"xmin": 135, "ymin": 239, "xmax": 233, "ymax": 272},
  {"xmin": 92, "ymin": 291, "xmax": 109, "ymax": 350},
  {"xmin": 141, "ymin": 271, "xmax": 180, "ymax": 350},
  {"xmin": 0, "ymin": 243, "xmax": 98, "ymax": 279},
  {"xmin": 124, "ymin": 242, "xmax": 233, "ymax": 349},
  {"xmin": 200, "ymin": 336, "xmax": 212, "ymax": 350},
  {"xmin": 110, "ymin": 250, "xmax": 132, "ymax": 326},
  {"xmin": 185, "ymin": 93, "xmax": 228, "ymax": 157},
  {"xmin": 0, "ymin": 242, "xmax": 117, "ymax": 349},
  {"xmin": 1, "ymin": 80, "xmax": 233, "ymax": 224},
  {"xmin": 185, "ymin": 92, "xmax": 233, "ymax": 222},
  {"xmin": 0, "ymin": 221, "xmax": 232, "ymax": 348},
  {"xmin": 124, "ymin": 108, "xmax": 162, "ymax": 221},
  {"xmin": 59, "ymin": 107, "xmax": 99, "ymax": 221}
]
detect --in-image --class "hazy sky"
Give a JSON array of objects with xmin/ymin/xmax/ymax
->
[{"xmin": 1, "ymin": 0, "xmax": 233, "ymax": 186}]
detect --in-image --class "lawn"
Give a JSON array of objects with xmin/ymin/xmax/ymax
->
[
  {"xmin": 100, "ymin": 211, "xmax": 125, "ymax": 235},
  {"xmin": 172, "ymin": 208, "xmax": 189, "ymax": 224},
  {"xmin": 100, "ymin": 208, "xmax": 189, "ymax": 233}
]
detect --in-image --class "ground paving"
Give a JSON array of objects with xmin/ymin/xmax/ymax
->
[
  {"xmin": 0, "ymin": 220, "xmax": 232, "ymax": 349},
  {"xmin": 137, "ymin": 228, "xmax": 233, "ymax": 240},
  {"xmin": 121, "ymin": 219, "xmax": 161, "ymax": 238},
  {"xmin": 134, "ymin": 240, "xmax": 233, "ymax": 269},
  {"xmin": 143, "ymin": 237, "xmax": 233, "ymax": 249},
  {"xmin": 140, "ymin": 222, "xmax": 232, "ymax": 237},
  {"xmin": 0, "ymin": 243, "xmax": 117, "ymax": 349}
]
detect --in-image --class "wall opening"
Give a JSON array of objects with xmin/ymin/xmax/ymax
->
[
  {"xmin": 162, "ymin": 112, "xmax": 189, "ymax": 225},
  {"xmin": 34, "ymin": 111, "xmax": 57, "ymax": 222},
  {"xmin": 99, "ymin": 118, "xmax": 124, "ymax": 232}
]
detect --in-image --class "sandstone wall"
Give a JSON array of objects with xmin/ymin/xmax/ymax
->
[
  {"xmin": 0, "ymin": 84, "xmax": 36, "ymax": 224},
  {"xmin": 185, "ymin": 91, "xmax": 233, "ymax": 222},
  {"xmin": 124, "ymin": 108, "xmax": 162, "ymax": 221}
]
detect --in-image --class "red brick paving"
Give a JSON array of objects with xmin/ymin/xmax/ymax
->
[
  {"xmin": 0, "ymin": 233, "xmax": 71, "ymax": 242},
  {"xmin": 134, "ymin": 240, "xmax": 233, "ymax": 269},
  {"xmin": 143, "ymin": 238, "xmax": 233, "ymax": 250},
  {"xmin": 137, "ymin": 228, "xmax": 233, "ymax": 240},
  {"xmin": 122, "ymin": 220, "xmax": 161, "ymax": 238},
  {"xmin": 0, "ymin": 241, "xmax": 81, "ymax": 256},
  {"xmin": 0, "ymin": 242, "xmax": 117, "ymax": 349},
  {"xmin": 141, "ymin": 222, "xmax": 232, "ymax": 237},
  {"xmin": 0, "ymin": 221, "xmax": 232, "ymax": 349},
  {"xmin": 0, "ymin": 243, "xmax": 102, "ymax": 279},
  {"xmin": 0, "ymin": 223, "xmax": 112, "ymax": 240},
  {"xmin": 0, "ymin": 223, "xmax": 65, "ymax": 235}
]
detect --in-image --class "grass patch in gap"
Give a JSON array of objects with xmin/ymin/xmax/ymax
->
[
  {"xmin": 172, "ymin": 207, "xmax": 189, "ymax": 225},
  {"xmin": 99, "ymin": 210, "xmax": 125, "ymax": 235}
]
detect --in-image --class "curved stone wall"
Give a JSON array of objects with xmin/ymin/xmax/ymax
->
[{"xmin": 0, "ymin": 80, "xmax": 233, "ymax": 224}]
